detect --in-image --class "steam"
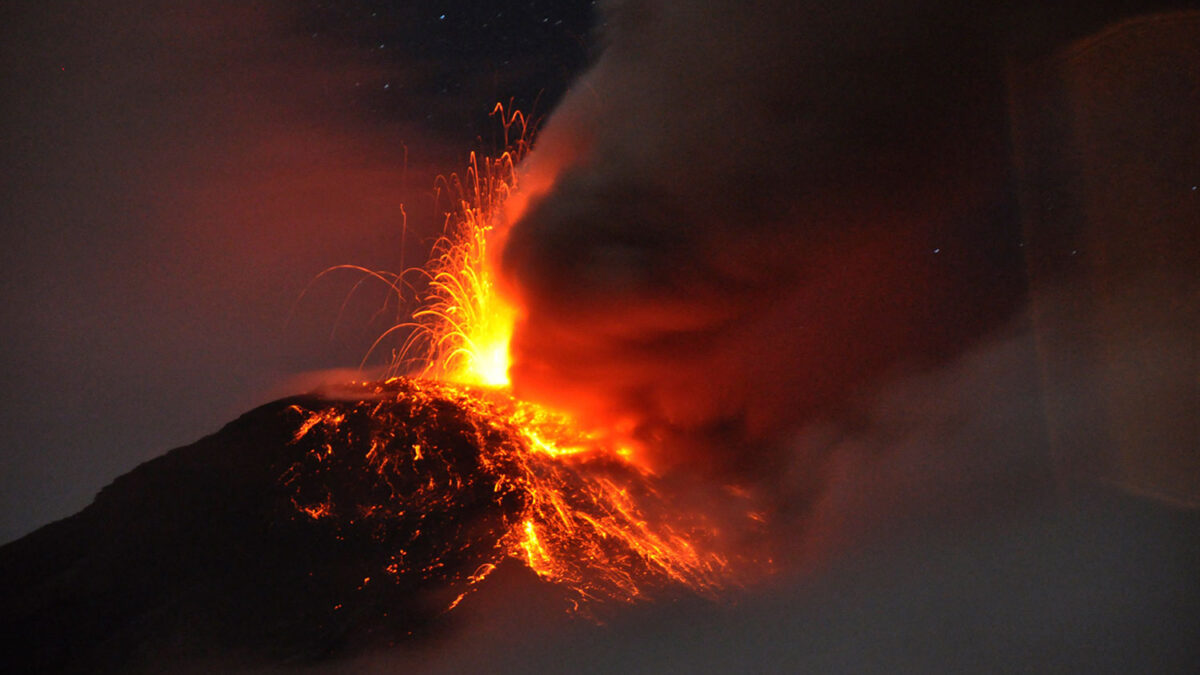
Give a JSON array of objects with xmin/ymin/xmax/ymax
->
[{"xmin": 500, "ymin": 0, "xmax": 1024, "ymax": 478}]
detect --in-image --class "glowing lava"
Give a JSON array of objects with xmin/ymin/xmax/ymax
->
[
  {"xmin": 392, "ymin": 106, "xmax": 527, "ymax": 388},
  {"xmin": 285, "ymin": 379, "xmax": 727, "ymax": 610},
  {"xmin": 293, "ymin": 107, "xmax": 734, "ymax": 610}
]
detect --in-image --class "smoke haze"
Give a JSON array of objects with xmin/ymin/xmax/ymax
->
[
  {"xmin": 500, "ymin": 0, "xmax": 1198, "ymax": 511},
  {"xmin": 500, "ymin": 0, "xmax": 1032, "ymax": 482}
]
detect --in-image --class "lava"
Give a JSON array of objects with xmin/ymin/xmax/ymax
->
[
  {"xmin": 285, "ymin": 378, "xmax": 727, "ymax": 609},
  {"xmin": 389, "ymin": 104, "xmax": 529, "ymax": 388},
  {"xmin": 292, "ymin": 106, "xmax": 739, "ymax": 611}
]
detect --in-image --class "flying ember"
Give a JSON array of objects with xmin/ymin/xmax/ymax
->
[{"xmin": 288, "ymin": 107, "xmax": 735, "ymax": 611}]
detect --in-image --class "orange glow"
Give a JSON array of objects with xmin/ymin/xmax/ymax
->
[
  {"xmin": 285, "ymin": 379, "xmax": 729, "ymax": 608},
  {"xmin": 392, "ymin": 105, "xmax": 530, "ymax": 388},
  {"xmin": 291, "ymin": 106, "xmax": 739, "ymax": 611},
  {"xmin": 404, "ymin": 190, "xmax": 516, "ymax": 387}
]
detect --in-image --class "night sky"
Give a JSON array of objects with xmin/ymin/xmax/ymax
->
[{"xmin": 301, "ymin": 0, "xmax": 595, "ymax": 136}]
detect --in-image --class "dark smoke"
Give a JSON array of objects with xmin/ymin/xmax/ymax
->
[
  {"xmin": 500, "ymin": 0, "xmax": 1031, "ymax": 479},
  {"xmin": 498, "ymin": 0, "xmax": 1200, "ymax": 502},
  {"xmin": 483, "ymin": 6, "xmax": 1200, "ymax": 664}
]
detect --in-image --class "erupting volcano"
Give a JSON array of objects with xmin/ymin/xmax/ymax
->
[
  {"xmin": 6, "ymin": 1, "xmax": 1200, "ymax": 672},
  {"xmin": 0, "ymin": 107, "xmax": 746, "ymax": 673},
  {"xmin": 306, "ymin": 106, "xmax": 737, "ymax": 608}
]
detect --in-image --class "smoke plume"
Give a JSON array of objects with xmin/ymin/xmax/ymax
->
[{"xmin": 499, "ymin": 0, "xmax": 1029, "ymax": 480}]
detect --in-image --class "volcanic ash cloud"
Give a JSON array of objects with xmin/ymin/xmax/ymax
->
[{"xmin": 499, "ymin": 0, "xmax": 1025, "ymax": 480}]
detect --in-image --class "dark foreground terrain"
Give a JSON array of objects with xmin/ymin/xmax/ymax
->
[{"xmin": 0, "ymin": 381, "xmax": 532, "ymax": 673}]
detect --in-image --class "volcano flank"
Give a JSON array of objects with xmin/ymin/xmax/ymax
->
[{"xmin": 0, "ymin": 380, "xmax": 572, "ymax": 672}]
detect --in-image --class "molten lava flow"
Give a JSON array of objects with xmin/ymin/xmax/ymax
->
[
  {"xmin": 293, "ymin": 106, "xmax": 735, "ymax": 611},
  {"xmin": 285, "ymin": 379, "xmax": 727, "ymax": 610}
]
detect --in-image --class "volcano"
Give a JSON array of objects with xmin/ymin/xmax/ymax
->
[{"xmin": 0, "ymin": 379, "xmax": 725, "ymax": 673}]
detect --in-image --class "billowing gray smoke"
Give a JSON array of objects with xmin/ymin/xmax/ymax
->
[{"xmin": 499, "ymin": 0, "xmax": 1027, "ymax": 479}]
